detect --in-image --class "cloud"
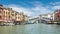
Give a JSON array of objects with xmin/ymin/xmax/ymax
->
[
  {"xmin": 50, "ymin": 2, "xmax": 60, "ymax": 5},
  {"xmin": 52, "ymin": 5, "xmax": 60, "ymax": 10},
  {"xmin": 5, "ymin": 4, "xmax": 52, "ymax": 16},
  {"xmin": 5, "ymin": 4, "xmax": 34, "ymax": 16},
  {"xmin": 50, "ymin": 2, "xmax": 60, "ymax": 10},
  {"xmin": 31, "ymin": 2, "xmax": 52, "ymax": 15},
  {"xmin": 4, "ymin": 1, "xmax": 56, "ymax": 16},
  {"xmin": 32, "ymin": 6, "xmax": 52, "ymax": 14},
  {"xmin": 49, "ymin": 2, "xmax": 60, "ymax": 11}
]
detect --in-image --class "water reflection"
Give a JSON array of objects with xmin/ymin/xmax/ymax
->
[{"xmin": 0, "ymin": 24, "xmax": 60, "ymax": 34}]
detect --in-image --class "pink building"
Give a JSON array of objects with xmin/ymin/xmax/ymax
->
[{"xmin": 54, "ymin": 10, "xmax": 60, "ymax": 21}]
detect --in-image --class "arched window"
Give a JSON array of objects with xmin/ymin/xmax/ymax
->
[{"xmin": 57, "ymin": 15, "xmax": 59, "ymax": 18}]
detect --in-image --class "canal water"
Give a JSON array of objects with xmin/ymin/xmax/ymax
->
[{"xmin": 0, "ymin": 24, "xmax": 60, "ymax": 34}]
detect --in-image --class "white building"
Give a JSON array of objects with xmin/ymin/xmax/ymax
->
[{"xmin": 40, "ymin": 13, "xmax": 54, "ymax": 20}]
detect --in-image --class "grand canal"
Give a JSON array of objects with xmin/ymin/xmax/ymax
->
[{"xmin": 0, "ymin": 23, "xmax": 60, "ymax": 34}]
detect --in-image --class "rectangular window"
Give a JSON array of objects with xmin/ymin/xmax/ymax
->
[
  {"xmin": 0, "ymin": 11, "xmax": 1, "ymax": 12},
  {"xmin": 8, "ymin": 12, "xmax": 10, "ymax": 14},
  {"xmin": 0, "ymin": 8, "xmax": 3, "ymax": 11},
  {"xmin": 0, "ymin": 16, "xmax": 2, "ymax": 18}
]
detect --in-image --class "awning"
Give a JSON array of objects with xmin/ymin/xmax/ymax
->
[
  {"xmin": 0, "ymin": 20, "xmax": 13, "ymax": 22},
  {"xmin": 0, "ymin": 20, "xmax": 4, "ymax": 22}
]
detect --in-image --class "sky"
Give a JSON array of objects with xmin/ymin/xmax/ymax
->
[{"xmin": 0, "ymin": 0, "xmax": 60, "ymax": 16}]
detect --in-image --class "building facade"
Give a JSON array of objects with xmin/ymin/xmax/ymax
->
[
  {"xmin": 40, "ymin": 13, "xmax": 54, "ymax": 20},
  {"xmin": 54, "ymin": 10, "xmax": 60, "ymax": 21},
  {"xmin": 39, "ymin": 13, "xmax": 54, "ymax": 24},
  {"xmin": 0, "ymin": 4, "xmax": 28, "ymax": 25},
  {"xmin": 0, "ymin": 4, "xmax": 4, "ymax": 24}
]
